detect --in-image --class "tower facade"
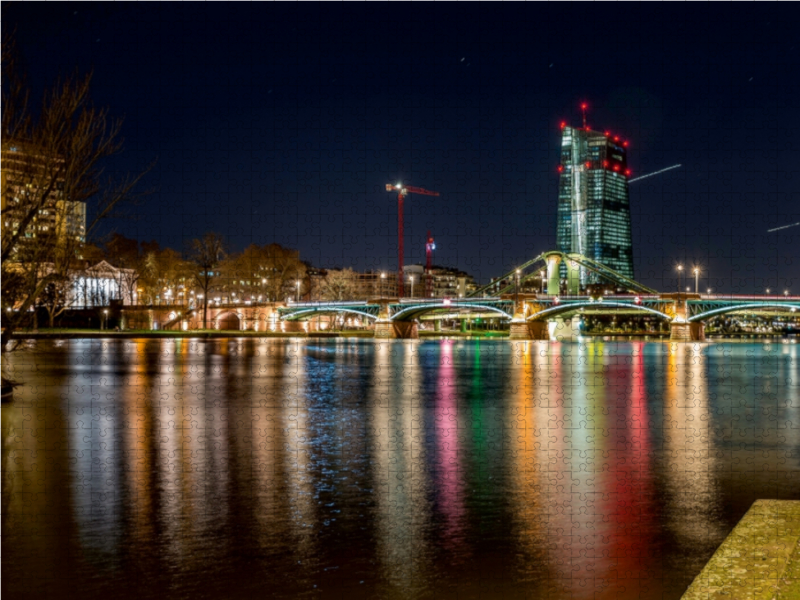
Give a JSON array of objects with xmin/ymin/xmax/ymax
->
[{"xmin": 555, "ymin": 124, "xmax": 633, "ymax": 284}]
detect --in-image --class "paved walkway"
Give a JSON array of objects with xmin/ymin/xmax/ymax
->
[{"xmin": 683, "ymin": 500, "xmax": 800, "ymax": 600}]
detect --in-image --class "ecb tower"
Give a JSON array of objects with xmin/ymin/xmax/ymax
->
[{"xmin": 555, "ymin": 123, "xmax": 634, "ymax": 286}]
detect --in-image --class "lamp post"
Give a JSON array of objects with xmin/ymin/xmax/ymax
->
[
  {"xmin": 515, "ymin": 269, "xmax": 520, "ymax": 309},
  {"xmin": 693, "ymin": 267, "xmax": 700, "ymax": 294},
  {"xmin": 102, "ymin": 309, "xmax": 108, "ymax": 331},
  {"xmin": 409, "ymin": 275, "xmax": 415, "ymax": 298},
  {"xmin": 540, "ymin": 270, "xmax": 545, "ymax": 294},
  {"xmin": 676, "ymin": 264, "xmax": 683, "ymax": 292},
  {"xmin": 296, "ymin": 280, "xmax": 301, "ymax": 302},
  {"xmin": 380, "ymin": 272, "xmax": 386, "ymax": 297}
]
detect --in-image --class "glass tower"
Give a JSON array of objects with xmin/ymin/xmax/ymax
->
[{"xmin": 555, "ymin": 124, "xmax": 634, "ymax": 284}]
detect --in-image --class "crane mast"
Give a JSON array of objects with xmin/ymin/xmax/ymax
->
[{"xmin": 386, "ymin": 183, "xmax": 440, "ymax": 297}]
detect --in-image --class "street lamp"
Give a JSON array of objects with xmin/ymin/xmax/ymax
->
[
  {"xmin": 296, "ymin": 280, "xmax": 301, "ymax": 302},
  {"xmin": 409, "ymin": 275, "xmax": 415, "ymax": 298},
  {"xmin": 102, "ymin": 309, "xmax": 108, "ymax": 331},
  {"xmin": 540, "ymin": 270, "xmax": 545, "ymax": 293},
  {"xmin": 676, "ymin": 264, "xmax": 683, "ymax": 292},
  {"xmin": 785, "ymin": 290, "xmax": 790, "ymax": 297},
  {"xmin": 380, "ymin": 272, "xmax": 386, "ymax": 297},
  {"xmin": 767, "ymin": 288, "xmax": 771, "ymax": 295},
  {"xmin": 693, "ymin": 267, "xmax": 700, "ymax": 294},
  {"xmin": 515, "ymin": 269, "xmax": 521, "ymax": 307}
]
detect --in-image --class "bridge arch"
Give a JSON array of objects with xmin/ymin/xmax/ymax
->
[
  {"xmin": 689, "ymin": 303, "xmax": 800, "ymax": 322},
  {"xmin": 280, "ymin": 307, "xmax": 379, "ymax": 322},
  {"xmin": 390, "ymin": 302, "xmax": 514, "ymax": 322},
  {"xmin": 216, "ymin": 311, "xmax": 242, "ymax": 330},
  {"xmin": 527, "ymin": 301, "xmax": 672, "ymax": 322}
]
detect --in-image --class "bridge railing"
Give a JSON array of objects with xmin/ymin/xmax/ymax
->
[
  {"xmin": 285, "ymin": 300, "xmax": 371, "ymax": 307},
  {"xmin": 396, "ymin": 297, "xmax": 507, "ymax": 304}
]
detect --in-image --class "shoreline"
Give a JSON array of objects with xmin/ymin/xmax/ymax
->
[{"xmin": 5, "ymin": 330, "xmax": 794, "ymax": 341}]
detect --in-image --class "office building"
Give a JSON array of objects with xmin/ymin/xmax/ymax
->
[{"xmin": 555, "ymin": 124, "xmax": 634, "ymax": 284}]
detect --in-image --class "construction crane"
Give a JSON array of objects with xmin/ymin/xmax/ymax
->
[
  {"xmin": 425, "ymin": 231, "xmax": 436, "ymax": 298},
  {"xmin": 386, "ymin": 183, "xmax": 440, "ymax": 297}
]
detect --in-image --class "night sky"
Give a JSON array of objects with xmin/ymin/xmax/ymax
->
[{"xmin": 5, "ymin": 3, "xmax": 799, "ymax": 292}]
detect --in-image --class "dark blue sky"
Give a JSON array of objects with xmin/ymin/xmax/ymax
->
[{"xmin": 5, "ymin": 3, "xmax": 799, "ymax": 291}]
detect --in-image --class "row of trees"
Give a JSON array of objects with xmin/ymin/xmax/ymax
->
[{"xmin": 99, "ymin": 232, "xmax": 309, "ymax": 328}]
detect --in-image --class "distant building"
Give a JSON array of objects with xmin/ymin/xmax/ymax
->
[
  {"xmin": 403, "ymin": 264, "xmax": 478, "ymax": 298},
  {"xmin": 1, "ymin": 142, "xmax": 86, "ymax": 261},
  {"xmin": 70, "ymin": 260, "xmax": 136, "ymax": 308},
  {"xmin": 556, "ymin": 124, "xmax": 634, "ymax": 284},
  {"xmin": 3, "ymin": 260, "xmax": 135, "ymax": 310}
]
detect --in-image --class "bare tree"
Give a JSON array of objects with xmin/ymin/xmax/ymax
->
[
  {"xmin": 188, "ymin": 233, "xmax": 225, "ymax": 329},
  {"xmin": 319, "ymin": 268, "xmax": 359, "ymax": 301},
  {"xmin": 1, "ymin": 38, "xmax": 153, "ymax": 349},
  {"xmin": 105, "ymin": 233, "xmax": 143, "ymax": 304}
]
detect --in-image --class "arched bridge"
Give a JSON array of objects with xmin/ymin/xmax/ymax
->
[
  {"xmin": 279, "ymin": 298, "xmax": 514, "ymax": 338},
  {"xmin": 278, "ymin": 293, "xmax": 800, "ymax": 341}
]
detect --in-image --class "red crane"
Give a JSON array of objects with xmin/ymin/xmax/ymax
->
[
  {"xmin": 385, "ymin": 183, "xmax": 440, "ymax": 297},
  {"xmin": 425, "ymin": 231, "xmax": 436, "ymax": 298}
]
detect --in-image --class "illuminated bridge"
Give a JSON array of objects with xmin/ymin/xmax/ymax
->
[{"xmin": 277, "ymin": 251, "xmax": 800, "ymax": 341}]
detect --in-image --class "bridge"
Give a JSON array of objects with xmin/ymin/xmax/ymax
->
[
  {"xmin": 277, "ymin": 293, "xmax": 800, "ymax": 340},
  {"xmin": 279, "ymin": 297, "xmax": 515, "ymax": 339},
  {"xmin": 277, "ymin": 250, "xmax": 800, "ymax": 341},
  {"xmin": 123, "ymin": 251, "xmax": 798, "ymax": 341}
]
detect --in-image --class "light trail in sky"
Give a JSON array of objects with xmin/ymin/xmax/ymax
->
[
  {"xmin": 767, "ymin": 222, "xmax": 800, "ymax": 233},
  {"xmin": 628, "ymin": 164, "xmax": 682, "ymax": 183}
]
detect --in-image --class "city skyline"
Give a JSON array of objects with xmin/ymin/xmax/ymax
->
[{"xmin": 4, "ymin": 4, "xmax": 798, "ymax": 291}]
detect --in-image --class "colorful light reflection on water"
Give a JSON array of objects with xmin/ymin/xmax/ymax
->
[{"xmin": 2, "ymin": 338, "xmax": 798, "ymax": 599}]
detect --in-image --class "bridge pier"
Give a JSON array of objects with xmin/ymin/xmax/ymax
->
[
  {"xmin": 374, "ymin": 320, "xmax": 418, "ymax": 339},
  {"xmin": 282, "ymin": 321, "xmax": 307, "ymax": 334},
  {"xmin": 509, "ymin": 320, "xmax": 549, "ymax": 340},
  {"xmin": 552, "ymin": 316, "xmax": 582, "ymax": 341},
  {"xmin": 670, "ymin": 321, "xmax": 705, "ymax": 342}
]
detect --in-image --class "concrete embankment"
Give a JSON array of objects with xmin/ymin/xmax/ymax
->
[{"xmin": 683, "ymin": 500, "xmax": 800, "ymax": 600}]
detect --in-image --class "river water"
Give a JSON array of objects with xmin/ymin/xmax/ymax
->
[{"xmin": 2, "ymin": 338, "xmax": 798, "ymax": 599}]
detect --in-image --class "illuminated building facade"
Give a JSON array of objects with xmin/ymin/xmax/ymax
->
[
  {"xmin": 555, "ymin": 124, "xmax": 634, "ymax": 284},
  {"xmin": 1, "ymin": 142, "xmax": 86, "ymax": 261}
]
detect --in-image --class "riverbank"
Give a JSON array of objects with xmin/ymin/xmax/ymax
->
[
  {"xmin": 5, "ymin": 328, "xmax": 797, "ymax": 341},
  {"xmin": 6, "ymin": 328, "xmax": 508, "ymax": 340},
  {"xmin": 682, "ymin": 500, "xmax": 800, "ymax": 600}
]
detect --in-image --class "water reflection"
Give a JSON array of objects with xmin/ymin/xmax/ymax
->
[{"xmin": 2, "ymin": 338, "xmax": 799, "ymax": 599}]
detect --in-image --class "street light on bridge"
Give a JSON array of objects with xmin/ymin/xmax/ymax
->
[
  {"xmin": 540, "ymin": 270, "xmax": 545, "ymax": 294},
  {"xmin": 296, "ymin": 280, "xmax": 301, "ymax": 302},
  {"xmin": 409, "ymin": 275, "xmax": 415, "ymax": 298},
  {"xmin": 676, "ymin": 264, "xmax": 684, "ymax": 292},
  {"xmin": 693, "ymin": 267, "xmax": 700, "ymax": 294}
]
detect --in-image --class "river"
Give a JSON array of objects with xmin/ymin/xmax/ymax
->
[{"xmin": 2, "ymin": 338, "xmax": 798, "ymax": 599}]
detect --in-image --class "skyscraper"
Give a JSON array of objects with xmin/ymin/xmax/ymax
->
[{"xmin": 555, "ymin": 123, "xmax": 634, "ymax": 285}]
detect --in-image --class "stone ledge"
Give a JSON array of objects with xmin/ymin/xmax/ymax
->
[{"xmin": 682, "ymin": 499, "xmax": 800, "ymax": 600}]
